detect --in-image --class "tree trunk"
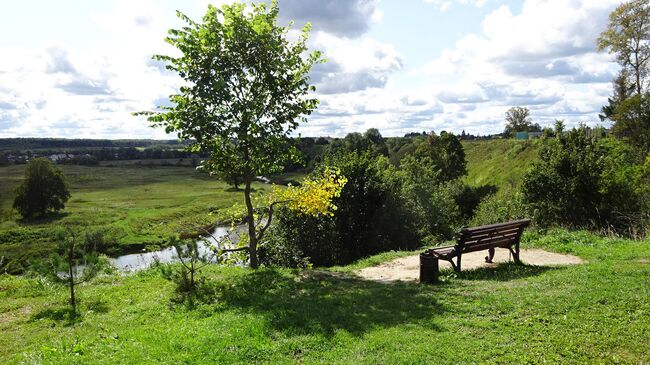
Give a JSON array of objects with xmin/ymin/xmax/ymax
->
[
  {"xmin": 634, "ymin": 47, "xmax": 642, "ymax": 95},
  {"xmin": 244, "ymin": 177, "xmax": 259, "ymax": 269},
  {"xmin": 190, "ymin": 261, "xmax": 195, "ymax": 289}
]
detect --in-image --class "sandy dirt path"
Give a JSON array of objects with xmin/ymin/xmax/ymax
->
[{"xmin": 357, "ymin": 248, "xmax": 583, "ymax": 283}]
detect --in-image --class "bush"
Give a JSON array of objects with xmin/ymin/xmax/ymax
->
[
  {"xmin": 397, "ymin": 155, "xmax": 463, "ymax": 240},
  {"xmin": 471, "ymin": 190, "xmax": 529, "ymax": 227},
  {"xmin": 522, "ymin": 127, "xmax": 648, "ymax": 235}
]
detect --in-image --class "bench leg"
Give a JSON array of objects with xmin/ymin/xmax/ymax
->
[
  {"xmin": 509, "ymin": 245, "xmax": 521, "ymax": 263},
  {"xmin": 485, "ymin": 248, "xmax": 495, "ymax": 263},
  {"xmin": 513, "ymin": 248, "xmax": 521, "ymax": 263},
  {"xmin": 455, "ymin": 254, "xmax": 462, "ymax": 273}
]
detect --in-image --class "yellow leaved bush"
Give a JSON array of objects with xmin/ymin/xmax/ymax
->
[{"xmin": 272, "ymin": 167, "xmax": 347, "ymax": 216}]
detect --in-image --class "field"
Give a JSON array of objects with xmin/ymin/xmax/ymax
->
[
  {"xmin": 0, "ymin": 164, "xmax": 272, "ymax": 273},
  {"xmin": 1, "ymin": 229, "xmax": 649, "ymax": 364}
]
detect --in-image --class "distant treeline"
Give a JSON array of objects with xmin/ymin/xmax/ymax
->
[
  {"xmin": 0, "ymin": 138, "xmax": 189, "ymax": 151},
  {"xmin": 0, "ymin": 133, "xmax": 502, "ymax": 169}
]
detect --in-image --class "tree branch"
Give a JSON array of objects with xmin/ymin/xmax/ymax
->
[{"xmin": 256, "ymin": 199, "xmax": 291, "ymax": 242}]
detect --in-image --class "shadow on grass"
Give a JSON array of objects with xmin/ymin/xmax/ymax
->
[
  {"xmin": 457, "ymin": 262, "xmax": 562, "ymax": 281},
  {"xmin": 212, "ymin": 270, "xmax": 444, "ymax": 337},
  {"xmin": 30, "ymin": 300, "xmax": 109, "ymax": 326},
  {"xmin": 31, "ymin": 307, "xmax": 80, "ymax": 326},
  {"xmin": 17, "ymin": 212, "xmax": 69, "ymax": 226}
]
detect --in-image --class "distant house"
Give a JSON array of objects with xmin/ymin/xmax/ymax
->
[
  {"xmin": 515, "ymin": 132, "xmax": 528, "ymax": 140},
  {"xmin": 48, "ymin": 153, "xmax": 72, "ymax": 163}
]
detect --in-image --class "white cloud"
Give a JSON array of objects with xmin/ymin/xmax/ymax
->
[
  {"xmin": 0, "ymin": 0, "xmax": 626, "ymax": 138},
  {"xmin": 414, "ymin": 0, "xmax": 621, "ymax": 134},
  {"xmin": 425, "ymin": 0, "xmax": 489, "ymax": 12}
]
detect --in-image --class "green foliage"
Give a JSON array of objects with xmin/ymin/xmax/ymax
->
[
  {"xmin": 263, "ymin": 148, "xmax": 471, "ymax": 267},
  {"xmin": 612, "ymin": 92, "xmax": 650, "ymax": 155},
  {"xmin": 598, "ymin": 0, "xmax": 650, "ymax": 95},
  {"xmin": 140, "ymin": 1, "xmax": 320, "ymax": 179},
  {"xmin": 325, "ymin": 129, "xmax": 389, "ymax": 158},
  {"xmin": 30, "ymin": 229, "xmax": 112, "ymax": 312},
  {"xmin": 522, "ymin": 128, "xmax": 603, "ymax": 228},
  {"xmin": 13, "ymin": 158, "xmax": 70, "ymax": 218},
  {"xmin": 471, "ymin": 189, "xmax": 529, "ymax": 226},
  {"xmin": 599, "ymin": 70, "xmax": 636, "ymax": 122},
  {"xmin": 449, "ymin": 183, "xmax": 498, "ymax": 221},
  {"xmin": 503, "ymin": 107, "xmax": 542, "ymax": 137},
  {"xmin": 522, "ymin": 127, "xmax": 648, "ymax": 234},
  {"xmin": 160, "ymin": 238, "xmax": 215, "ymax": 306},
  {"xmin": 262, "ymin": 153, "xmax": 422, "ymax": 267},
  {"xmin": 415, "ymin": 131, "xmax": 467, "ymax": 182},
  {"xmin": 398, "ymin": 155, "xmax": 463, "ymax": 240},
  {"xmin": 138, "ymin": 1, "xmax": 322, "ymax": 268}
]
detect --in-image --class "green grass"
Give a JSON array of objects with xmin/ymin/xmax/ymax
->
[
  {"xmin": 463, "ymin": 139, "xmax": 541, "ymax": 191},
  {"xmin": 1, "ymin": 230, "xmax": 649, "ymax": 364},
  {"xmin": 0, "ymin": 164, "xmax": 272, "ymax": 273}
]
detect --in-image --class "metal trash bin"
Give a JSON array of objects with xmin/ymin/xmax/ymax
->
[{"xmin": 419, "ymin": 253, "xmax": 439, "ymax": 284}]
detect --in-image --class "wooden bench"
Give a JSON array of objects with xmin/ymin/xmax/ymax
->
[{"xmin": 423, "ymin": 219, "xmax": 531, "ymax": 273}]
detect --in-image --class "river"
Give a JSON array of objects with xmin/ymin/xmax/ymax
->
[{"xmin": 109, "ymin": 225, "xmax": 243, "ymax": 272}]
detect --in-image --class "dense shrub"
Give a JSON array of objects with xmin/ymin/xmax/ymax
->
[
  {"xmin": 261, "ymin": 149, "xmax": 469, "ymax": 267},
  {"xmin": 612, "ymin": 93, "xmax": 650, "ymax": 156},
  {"xmin": 470, "ymin": 190, "xmax": 529, "ymax": 226},
  {"xmin": 414, "ymin": 131, "xmax": 466, "ymax": 182},
  {"xmin": 397, "ymin": 155, "xmax": 463, "ymax": 240},
  {"xmin": 261, "ymin": 153, "xmax": 420, "ymax": 267},
  {"xmin": 522, "ymin": 127, "xmax": 648, "ymax": 234}
]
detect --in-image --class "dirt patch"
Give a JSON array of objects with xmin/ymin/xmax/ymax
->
[{"xmin": 357, "ymin": 248, "xmax": 584, "ymax": 283}]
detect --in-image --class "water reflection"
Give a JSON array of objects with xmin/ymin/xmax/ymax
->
[{"xmin": 110, "ymin": 226, "xmax": 243, "ymax": 272}]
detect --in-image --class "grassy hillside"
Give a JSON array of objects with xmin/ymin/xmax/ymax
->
[
  {"xmin": 0, "ymin": 165, "xmax": 271, "ymax": 273},
  {"xmin": 1, "ymin": 230, "xmax": 649, "ymax": 364},
  {"xmin": 462, "ymin": 139, "xmax": 541, "ymax": 190}
]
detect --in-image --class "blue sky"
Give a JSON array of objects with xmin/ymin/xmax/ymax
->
[{"xmin": 0, "ymin": 0, "xmax": 622, "ymax": 138}]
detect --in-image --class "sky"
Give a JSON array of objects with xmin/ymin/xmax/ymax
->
[{"xmin": 0, "ymin": 0, "xmax": 623, "ymax": 139}]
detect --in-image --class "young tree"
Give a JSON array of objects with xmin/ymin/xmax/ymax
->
[
  {"xmin": 161, "ymin": 237, "xmax": 213, "ymax": 295},
  {"xmin": 138, "ymin": 2, "xmax": 322, "ymax": 268},
  {"xmin": 13, "ymin": 157, "xmax": 70, "ymax": 218},
  {"xmin": 598, "ymin": 0, "xmax": 650, "ymax": 95},
  {"xmin": 32, "ymin": 230, "xmax": 107, "ymax": 313}
]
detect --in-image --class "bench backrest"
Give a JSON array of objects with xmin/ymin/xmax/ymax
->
[{"xmin": 456, "ymin": 219, "xmax": 531, "ymax": 254}]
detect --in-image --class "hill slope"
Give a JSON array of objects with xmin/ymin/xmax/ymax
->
[{"xmin": 462, "ymin": 139, "xmax": 541, "ymax": 190}]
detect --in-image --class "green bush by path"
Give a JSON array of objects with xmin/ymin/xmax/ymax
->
[
  {"xmin": 0, "ymin": 164, "xmax": 273, "ymax": 273},
  {"xmin": 1, "ymin": 230, "xmax": 649, "ymax": 364}
]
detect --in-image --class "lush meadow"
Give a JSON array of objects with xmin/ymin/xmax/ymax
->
[
  {"xmin": 0, "ymin": 164, "xmax": 271, "ymax": 273},
  {"xmin": 1, "ymin": 230, "xmax": 649, "ymax": 364}
]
